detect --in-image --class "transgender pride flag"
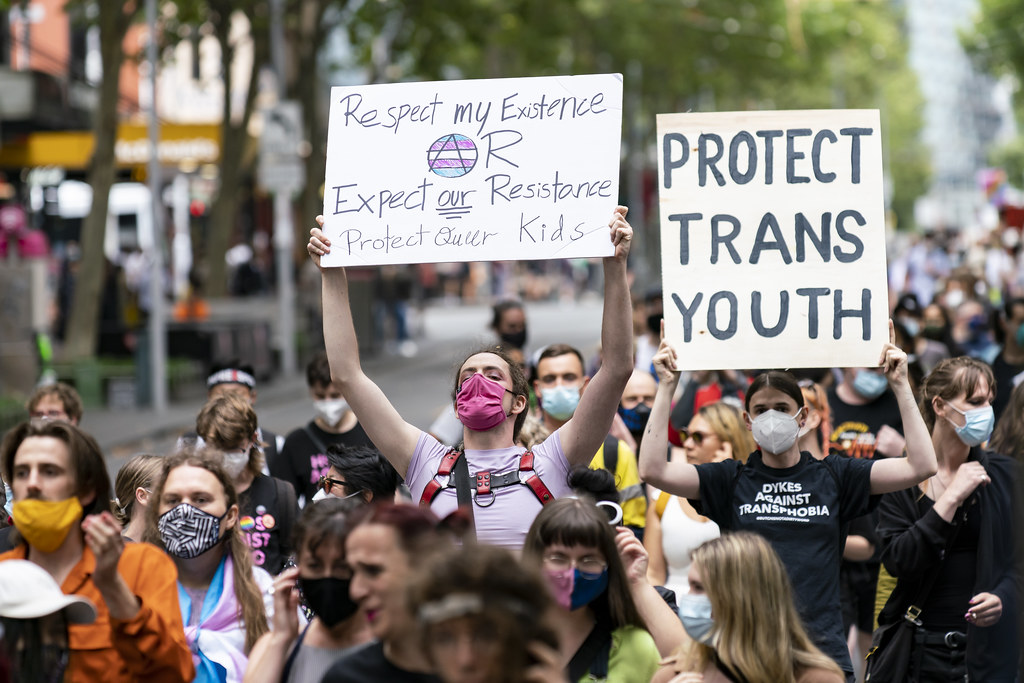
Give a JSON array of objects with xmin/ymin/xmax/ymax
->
[{"xmin": 427, "ymin": 133, "xmax": 478, "ymax": 178}]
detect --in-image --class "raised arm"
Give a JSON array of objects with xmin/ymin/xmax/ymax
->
[
  {"xmin": 637, "ymin": 330, "xmax": 701, "ymax": 499},
  {"xmin": 559, "ymin": 206, "xmax": 636, "ymax": 467},
  {"xmin": 870, "ymin": 320, "xmax": 938, "ymax": 494},
  {"xmin": 308, "ymin": 217, "xmax": 421, "ymax": 477}
]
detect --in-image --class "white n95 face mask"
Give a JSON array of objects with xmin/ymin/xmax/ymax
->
[
  {"xmin": 751, "ymin": 409, "xmax": 801, "ymax": 454},
  {"xmin": 314, "ymin": 398, "xmax": 349, "ymax": 427}
]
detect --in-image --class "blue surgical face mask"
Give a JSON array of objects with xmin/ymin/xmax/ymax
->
[
  {"xmin": 945, "ymin": 403, "xmax": 994, "ymax": 447},
  {"xmin": 569, "ymin": 567, "xmax": 608, "ymax": 610},
  {"xmin": 540, "ymin": 385, "xmax": 581, "ymax": 421},
  {"xmin": 677, "ymin": 593, "xmax": 715, "ymax": 644},
  {"xmin": 852, "ymin": 369, "xmax": 888, "ymax": 400},
  {"xmin": 900, "ymin": 318, "xmax": 920, "ymax": 338}
]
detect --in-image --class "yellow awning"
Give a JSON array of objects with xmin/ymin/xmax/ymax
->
[{"xmin": 0, "ymin": 123, "xmax": 223, "ymax": 170}]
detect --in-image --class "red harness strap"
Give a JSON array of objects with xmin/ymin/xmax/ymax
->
[
  {"xmin": 419, "ymin": 449, "xmax": 461, "ymax": 507},
  {"xmin": 419, "ymin": 449, "xmax": 555, "ymax": 507},
  {"xmin": 519, "ymin": 451, "xmax": 555, "ymax": 505}
]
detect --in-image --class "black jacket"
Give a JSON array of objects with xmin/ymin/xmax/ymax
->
[{"xmin": 876, "ymin": 448, "xmax": 1019, "ymax": 681}]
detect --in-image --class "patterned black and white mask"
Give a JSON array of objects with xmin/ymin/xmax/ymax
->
[{"xmin": 158, "ymin": 503, "xmax": 226, "ymax": 559}]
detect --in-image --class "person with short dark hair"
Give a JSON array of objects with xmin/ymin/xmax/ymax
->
[
  {"xmin": 534, "ymin": 344, "xmax": 647, "ymax": 535},
  {"xmin": 311, "ymin": 445, "xmax": 399, "ymax": 504},
  {"xmin": 277, "ymin": 353, "xmax": 375, "ymax": 505},
  {"xmin": 0, "ymin": 420, "xmax": 193, "ymax": 682}
]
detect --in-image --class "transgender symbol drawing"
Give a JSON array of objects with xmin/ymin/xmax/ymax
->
[{"xmin": 427, "ymin": 133, "xmax": 478, "ymax": 178}]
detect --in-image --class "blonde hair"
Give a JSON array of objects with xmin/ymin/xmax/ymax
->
[
  {"xmin": 144, "ymin": 445, "xmax": 269, "ymax": 651},
  {"xmin": 195, "ymin": 394, "xmax": 265, "ymax": 476},
  {"xmin": 680, "ymin": 533, "xmax": 842, "ymax": 683},
  {"xmin": 113, "ymin": 454, "xmax": 163, "ymax": 526},
  {"xmin": 697, "ymin": 402, "xmax": 755, "ymax": 463}
]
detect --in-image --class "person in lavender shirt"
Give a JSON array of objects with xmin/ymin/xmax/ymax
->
[{"xmin": 306, "ymin": 207, "xmax": 634, "ymax": 549}]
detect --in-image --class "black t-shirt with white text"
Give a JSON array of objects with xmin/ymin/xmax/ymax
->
[{"xmin": 691, "ymin": 451, "xmax": 876, "ymax": 674}]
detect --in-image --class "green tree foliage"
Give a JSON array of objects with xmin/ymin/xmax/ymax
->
[
  {"xmin": 964, "ymin": 0, "xmax": 1024, "ymax": 189},
  {"xmin": 343, "ymin": 0, "xmax": 928, "ymax": 230}
]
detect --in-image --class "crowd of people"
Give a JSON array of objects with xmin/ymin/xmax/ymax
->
[{"xmin": 0, "ymin": 205, "xmax": 1018, "ymax": 683}]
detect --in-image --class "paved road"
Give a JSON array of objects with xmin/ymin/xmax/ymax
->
[{"xmin": 87, "ymin": 297, "xmax": 607, "ymax": 479}]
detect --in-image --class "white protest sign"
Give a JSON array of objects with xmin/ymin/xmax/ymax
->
[
  {"xmin": 657, "ymin": 109, "xmax": 888, "ymax": 370},
  {"xmin": 321, "ymin": 74, "xmax": 623, "ymax": 267}
]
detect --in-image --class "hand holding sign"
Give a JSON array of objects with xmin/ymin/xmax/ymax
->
[
  {"xmin": 609, "ymin": 205, "xmax": 632, "ymax": 262},
  {"xmin": 308, "ymin": 215, "xmax": 331, "ymax": 269},
  {"xmin": 653, "ymin": 321, "xmax": 680, "ymax": 383},
  {"xmin": 879, "ymin": 319, "xmax": 908, "ymax": 387}
]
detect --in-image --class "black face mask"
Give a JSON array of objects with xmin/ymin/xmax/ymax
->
[
  {"xmin": 499, "ymin": 328, "xmax": 528, "ymax": 350},
  {"xmin": 298, "ymin": 576, "xmax": 359, "ymax": 628}
]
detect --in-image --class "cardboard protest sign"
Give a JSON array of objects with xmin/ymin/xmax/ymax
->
[
  {"xmin": 321, "ymin": 74, "xmax": 623, "ymax": 267},
  {"xmin": 656, "ymin": 109, "xmax": 888, "ymax": 370}
]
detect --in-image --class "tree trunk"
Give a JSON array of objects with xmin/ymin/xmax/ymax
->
[
  {"xmin": 204, "ymin": 3, "xmax": 268, "ymax": 298},
  {"xmin": 63, "ymin": 4, "xmax": 132, "ymax": 361},
  {"xmin": 292, "ymin": 0, "xmax": 332, "ymax": 249}
]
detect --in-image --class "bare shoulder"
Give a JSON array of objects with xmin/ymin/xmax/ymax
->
[{"xmin": 795, "ymin": 666, "xmax": 846, "ymax": 683}]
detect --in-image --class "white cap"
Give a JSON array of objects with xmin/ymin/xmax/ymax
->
[{"xmin": 0, "ymin": 560, "xmax": 97, "ymax": 623}]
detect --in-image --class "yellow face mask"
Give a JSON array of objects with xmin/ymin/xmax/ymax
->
[{"xmin": 12, "ymin": 497, "xmax": 83, "ymax": 553}]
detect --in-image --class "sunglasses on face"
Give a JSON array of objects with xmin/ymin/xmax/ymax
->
[
  {"xmin": 679, "ymin": 429, "xmax": 715, "ymax": 446},
  {"xmin": 318, "ymin": 475, "xmax": 348, "ymax": 495}
]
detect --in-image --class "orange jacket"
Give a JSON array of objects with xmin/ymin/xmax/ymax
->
[{"xmin": 0, "ymin": 541, "xmax": 194, "ymax": 683}]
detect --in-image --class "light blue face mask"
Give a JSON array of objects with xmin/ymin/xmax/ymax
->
[
  {"xmin": 1016, "ymin": 322, "xmax": 1024, "ymax": 349},
  {"xmin": 677, "ymin": 593, "xmax": 715, "ymax": 644},
  {"xmin": 945, "ymin": 403, "xmax": 994, "ymax": 447},
  {"xmin": 540, "ymin": 385, "xmax": 581, "ymax": 421},
  {"xmin": 853, "ymin": 369, "xmax": 889, "ymax": 400}
]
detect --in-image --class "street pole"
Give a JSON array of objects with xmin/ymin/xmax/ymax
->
[
  {"xmin": 269, "ymin": 0, "xmax": 297, "ymax": 377},
  {"xmin": 146, "ymin": 0, "xmax": 167, "ymax": 412}
]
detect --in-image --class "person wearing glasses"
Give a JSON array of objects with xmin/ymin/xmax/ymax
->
[
  {"xmin": 311, "ymin": 446, "xmax": 399, "ymax": 505},
  {"xmin": 643, "ymin": 401, "xmax": 753, "ymax": 599},
  {"xmin": 523, "ymin": 497, "xmax": 660, "ymax": 682}
]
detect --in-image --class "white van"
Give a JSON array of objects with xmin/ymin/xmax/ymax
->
[{"xmin": 55, "ymin": 180, "xmax": 154, "ymax": 261}]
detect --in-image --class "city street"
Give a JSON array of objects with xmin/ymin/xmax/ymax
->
[{"xmin": 88, "ymin": 296, "xmax": 606, "ymax": 479}]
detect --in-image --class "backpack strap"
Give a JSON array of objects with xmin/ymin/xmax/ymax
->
[
  {"xmin": 301, "ymin": 425, "xmax": 329, "ymax": 455},
  {"xmin": 279, "ymin": 619, "xmax": 313, "ymax": 682},
  {"xmin": 602, "ymin": 434, "xmax": 619, "ymax": 480},
  {"xmin": 567, "ymin": 622, "xmax": 612, "ymax": 681},
  {"xmin": 655, "ymin": 490, "xmax": 671, "ymax": 519}
]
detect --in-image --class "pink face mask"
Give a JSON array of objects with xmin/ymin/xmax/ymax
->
[
  {"xmin": 543, "ymin": 566, "xmax": 574, "ymax": 609},
  {"xmin": 456, "ymin": 373, "xmax": 511, "ymax": 431}
]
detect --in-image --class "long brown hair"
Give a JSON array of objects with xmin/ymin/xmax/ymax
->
[
  {"xmin": 144, "ymin": 446, "xmax": 268, "ymax": 651},
  {"xmin": 681, "ymin": 533, "xmax": 842, "ymax": 683},
  {"xmin": 522, "ymin": 497, "xmax": 646, "ymax": 631}
]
